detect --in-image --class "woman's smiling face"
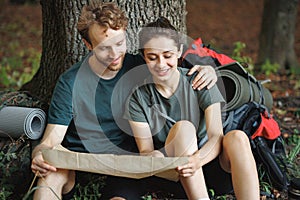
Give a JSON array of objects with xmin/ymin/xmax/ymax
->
[{"xmin": 143, "ymin": 36, "xmax": 182, "ymax": 82}]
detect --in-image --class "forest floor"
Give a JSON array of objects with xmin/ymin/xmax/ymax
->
[{"xmin": 0, "ymin": 0, "xmax": 299, "ymax": 199}]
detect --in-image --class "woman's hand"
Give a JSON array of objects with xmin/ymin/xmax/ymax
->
[
  {"xmin": 187, "ymin": 65, "xmax": 217, "ymax": 90},
  {"xmin": 31, "ymin": 151, "xmax": 57, "ymax": 177},
  {"xmin": 176, "ymin": 152, "xmax": 201, "ymax": 177}
]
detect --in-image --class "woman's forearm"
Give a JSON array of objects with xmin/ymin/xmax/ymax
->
[{"xmin": 195, "ymin": 133, "xmax": 223, "ymax": 167}]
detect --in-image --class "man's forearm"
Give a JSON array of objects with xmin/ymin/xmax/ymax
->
[{"xmin": 31, "ymin": 143, "xmax": 51, "ymax": 159}]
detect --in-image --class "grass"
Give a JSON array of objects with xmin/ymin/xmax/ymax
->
[
  {"xmin": 0, "ymin": 0, "xmax": 42, "ymax": 91},
  {"xmin": 0, "ymin": 46, "xmax": 40, "ymax": 90}
]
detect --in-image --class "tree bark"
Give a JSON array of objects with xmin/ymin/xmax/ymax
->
[
  {"xmin": 21, "ymin": 0, "xmax": 186, "ymax": 106},
  {"xmin": 256, "ymin": 0, "xmax": 299, "ymax": 71},
  {"xmin": 118, "ymin": 0, "xmax": 187, "ymax": 53},
  {"xmin": 21, "ymin": 0, "xmax": 88, "ymax": 104}
]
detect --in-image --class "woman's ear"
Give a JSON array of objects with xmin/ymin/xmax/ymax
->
[
  {"xmin": 177, "ymin": 44, "xmax": 183, "ymax": 58},
  {"xmin": 83, "ymin": 39, "xmax": 93, "ymax": 50}
]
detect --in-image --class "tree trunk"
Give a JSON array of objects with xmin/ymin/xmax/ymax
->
[
  {"xmin": 256, "ymin": 0, "xmax": 299, "ymax": 72},
  {"xmin": 21, "ymin": 0, "xmax": 186, "ymax": 106},
  {"xmin": 21, "ymin": 0, "xmax": 88, "ymax": 104},
  {"xmin": 118, "ymin": 0, "xmax": 187, "ymax": 53}
]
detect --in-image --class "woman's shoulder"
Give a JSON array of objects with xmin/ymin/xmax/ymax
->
[{"xmin": 178, "ymin": 67, "xmax": 194, "ymax": 83}]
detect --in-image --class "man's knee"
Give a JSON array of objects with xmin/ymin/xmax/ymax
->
[
  {"xmin": 34, "ymin": 169, "xmax": 75, "ymax": 200},
  {"xmin": 37, "ymin": 169, "xmax": 74, "ymax": 188},
  {"xmin": 110, "ymin": 197, "xmax": 126, "ymax": 200},
  {"xmin": 54, "ymin": 169, "xmax": 73, "ymax": 183},
  {"xmin": 62, "ymin": 170, "xmax": 76, "ymax": 194}
]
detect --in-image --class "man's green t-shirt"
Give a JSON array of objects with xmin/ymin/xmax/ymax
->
[
  {"xmin": 48, "ymin": 53, "xmax": 146, "ymax": 154},
  {"xmin": 124, "ymin": 68, "xmax": 224, "ymax": 150}
]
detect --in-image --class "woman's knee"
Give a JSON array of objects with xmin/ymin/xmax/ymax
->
[
  {"xmin": 220, "ymin": 130, "xmax": 253, "ymax": 172},
  {"xmin": 168, "ymin": 120, "xmax": 196, "ymax": 140},
  {"xmin": 166, "ymin": 120, "xmax": 197, "ymax": 156},
  {"xmin": 170, "ymin": 120, "xmax": 195, "ymax": 134},
  {"xmin": 223, "ymin": 130, "xmax": 250, "ymax": 150}
]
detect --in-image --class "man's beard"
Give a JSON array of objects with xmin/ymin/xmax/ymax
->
[
  {"xmin": 97, "ymin": 54, "xmax": 125, "ymax": 72},
  {"xmin": 107, "ymin": 63, "xmax": 122, "ymax": 71}
]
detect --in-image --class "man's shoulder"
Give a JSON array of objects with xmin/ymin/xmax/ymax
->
[
  {"xmin": 61, "ymin": 58, "xmax": 84, "ymax": 79},
  {"xmin": 57, "ymin": 56, "xmax": 89, "ymax": 86}
]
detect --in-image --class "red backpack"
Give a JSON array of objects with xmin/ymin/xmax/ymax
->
[{"xmin": 181, "ymin": 37, "xmax": 235, "ymax": 68}]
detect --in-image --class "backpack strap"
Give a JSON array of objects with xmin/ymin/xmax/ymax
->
[
  {"xmin": 144, "ymin": 83, "xmax": 177, "ymax": 126},
  {"xmin": 256, "ymin": 80, "xmax": 265, "ymax": 105},
  {"xmin": 254, "ymin": 137, "xmax": 289, "ymax": 190},
  {"xmin": 246, "ymin": 72, "xmax": 254, "ymax": 102},
  {"xmin": 222, "ymin": 110, "xmax": 235, "ymax": 133},
  {"xmin": 151, "ymin": 104, "xmax": 177, "ymax": 125}
]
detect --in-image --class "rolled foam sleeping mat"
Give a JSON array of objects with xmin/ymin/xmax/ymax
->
[
  {"xmin": 0, "ymin": 106, "xmax": 46, "ymax": 140},
  {"xmin": 217, "ymin": 69, "xmax": 273, "ymax": 112}
]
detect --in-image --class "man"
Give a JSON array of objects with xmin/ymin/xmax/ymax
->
[{"xmin": 31, "ymin": 1, "xmax": 217, "ymax": 199}]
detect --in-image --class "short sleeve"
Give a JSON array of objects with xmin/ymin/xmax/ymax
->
[
  {"xmin": 48, "ymin": 74, "xmax": 74, "ymax": 125},
  {"xmin": 197, "ymin": 84, "xmax": 225, "ymax": 111},
  {"xmin": 124, "ymin": 88, "xmax": 148, "ymax": 123}
]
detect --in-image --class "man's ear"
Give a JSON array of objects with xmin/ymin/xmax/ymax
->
[
  {"xmin": 83, "ymin": 39, "xmax": 93, "ymax": 50},
  {"xmin": 177, "ymin": 44, "xmax": 183, "ymax": 58}
]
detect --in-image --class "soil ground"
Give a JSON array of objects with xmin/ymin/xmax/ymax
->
[{"xmin": 0, "ymin": 0, "xmax": 299, "ymax": 199}]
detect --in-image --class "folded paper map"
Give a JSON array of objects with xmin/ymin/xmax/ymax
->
[{"xmin": 42, "ymin": 145, "xmax": 188, "ymax": 181}]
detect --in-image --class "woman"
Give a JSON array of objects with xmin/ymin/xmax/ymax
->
[{"xmin": 124, "ymin": 17, "xmax": 259, "ymax": 200}]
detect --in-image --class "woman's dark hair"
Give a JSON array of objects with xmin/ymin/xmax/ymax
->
[{"xmin": 139, "ymin": 17, "xmax": 180, "ymax": 53}]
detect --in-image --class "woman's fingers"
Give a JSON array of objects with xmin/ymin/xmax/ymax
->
[{"xmin": 176, "ymin": 163, "xmax": 197, "ymax": 177}]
